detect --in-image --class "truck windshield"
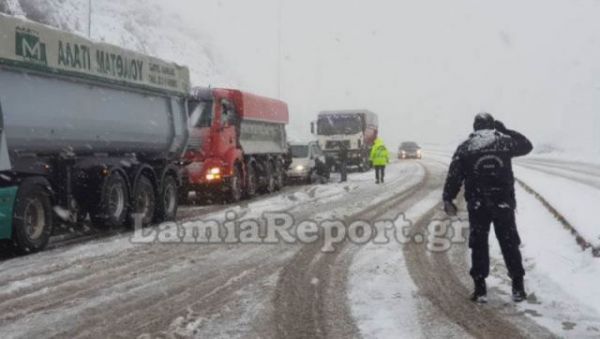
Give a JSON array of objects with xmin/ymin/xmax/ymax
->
[
  {"xmin": 317, "ymin": 114, "xmax": 362, "ymax": 135},
  {"xmin": 290, "ymin": 145, "xmax": 309, "ymax": 158},
  {"xmin": 188, "ymin": 100, "xmax": 214, "ymax": 128}
]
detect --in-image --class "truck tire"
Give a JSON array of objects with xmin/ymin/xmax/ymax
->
[
  {"xmin": 91, "ymin": 172, "xmax": 129, "ymax": 228},
  {"xmin": 12, "ymin": 179, "xmax": 53, "ymax": 253},
  {"xmin": 130, "ymin": 175, "xmax": 156, "ymax": 227},
  {"xmin": 226, "ymin": 166, "xmax": 243, "ymax": 203},
  {"xmin": 156, "ymin": 175, "xmax": 178, "ymax": 222},
  {"xmin": 245, "ymin": 163, "xmax": 258, "ymax": 198}
]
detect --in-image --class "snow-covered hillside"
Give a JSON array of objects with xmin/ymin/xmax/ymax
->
[{"xmin": 0, "ymin": 0, "xmax": 235, "ymax": 88}]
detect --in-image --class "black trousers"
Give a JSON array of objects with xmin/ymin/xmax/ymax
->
[
  {"xmin": 375, "ymin": 165, "xmax": 385, "ymax": 182},
  {"xmin": 468, "ymin": 203, "xmax": 525, "ymax": 280}
]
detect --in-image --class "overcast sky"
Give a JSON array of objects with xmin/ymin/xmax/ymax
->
[{"xmin": 165, "ymin": 0, "xmax": 600, "ymax": 153}]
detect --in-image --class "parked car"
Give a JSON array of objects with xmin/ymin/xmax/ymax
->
[
  {"xmin": 398, "ymin": 141, "xmax": 422, "ymax": 159},
  {"xmin": 287, "ymin": 141, "xmax": 330, "ymax": 184}
]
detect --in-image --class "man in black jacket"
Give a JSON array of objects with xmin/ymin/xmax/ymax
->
[{"xmin": 443, "ymin": 113, "xmax": 533, "ymax": 303}]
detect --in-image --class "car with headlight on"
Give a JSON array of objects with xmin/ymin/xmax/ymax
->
[
  {"xmin": 287, "ymin": 141, "xmax": 330, "ymax": 184},
  {"xmin": 398, "ymin": 141, "xmax": 422, "ymax": 159}
]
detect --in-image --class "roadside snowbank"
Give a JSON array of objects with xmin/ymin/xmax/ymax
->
[
  {"xmin": 487, "ymin": 185, "xmax": 600, "ymax": 337},
  {"xmin": 514, "ymin": 166, "xmax": 600, "ymax": 248}
]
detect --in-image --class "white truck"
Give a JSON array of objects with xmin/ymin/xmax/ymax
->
[{"xmin": 312, "ymin": 110, "xmax": 379, "ymax": 171}]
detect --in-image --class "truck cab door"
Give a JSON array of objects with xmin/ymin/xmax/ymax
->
[{"xmin": 218, "ymin": 99, "xmax": 238, "ymax": 154}]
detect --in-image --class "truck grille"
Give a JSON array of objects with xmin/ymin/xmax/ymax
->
[
  {"xmin": 325, "ymin": 140, "xmax": 350, "ymax": 149},
  {"xmin": 188, "ymin": 136, "xmax": 203, "ymax": 150}
]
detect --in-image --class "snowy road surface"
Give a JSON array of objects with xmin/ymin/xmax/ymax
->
[{"xmin": 0, "ymin": 159, "xmax": 599, "ymax": 338}]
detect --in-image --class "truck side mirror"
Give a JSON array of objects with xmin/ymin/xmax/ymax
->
[{"xmin": 310, "ymin": 121, "xmax": 315, "ymax": 134}]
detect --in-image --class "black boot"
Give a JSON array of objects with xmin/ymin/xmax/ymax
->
[
  {"xmin": 470, "ymin": 278, "xmax": 487, "ymax": 303},
  {"xmin": 512, "ymin": 277, "xmax": 527, "ymax": 302}
]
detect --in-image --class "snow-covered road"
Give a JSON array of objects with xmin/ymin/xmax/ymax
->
[{"xmin": 0, "ymin": 158, "xmax": 598, "ymax": 338}]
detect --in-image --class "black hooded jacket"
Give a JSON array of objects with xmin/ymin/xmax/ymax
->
[{"xmin": 443, "ymin": 127, "xmax": 533, "ymax": 209}]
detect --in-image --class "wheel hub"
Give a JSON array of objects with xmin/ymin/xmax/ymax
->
[{"xmin": 24, "ymin": 198, "xmax": 45, "ymax": 240}]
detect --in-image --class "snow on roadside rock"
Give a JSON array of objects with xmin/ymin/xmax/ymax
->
[{"xmin": 0, "ymin": 0, "xmax": 234, "ymax": 86}]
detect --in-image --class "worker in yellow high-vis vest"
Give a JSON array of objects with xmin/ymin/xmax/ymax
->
[{"xmin": 369, "ymin": 138, "xmax": 390, "ymax": 184}]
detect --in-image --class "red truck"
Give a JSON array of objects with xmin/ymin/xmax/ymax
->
[{"xmin": 181, "ymin": 88, "xmax": 290, "ymax": 203}]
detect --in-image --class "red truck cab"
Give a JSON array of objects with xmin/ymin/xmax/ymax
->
[{"xmin": 182, "ymin": 88, "xmax": 289, "ymax": 203}]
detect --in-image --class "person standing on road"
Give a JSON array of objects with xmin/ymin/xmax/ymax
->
[
  {"xmin": 442, "ymin": 113, "xmax": 533, "ymax": 304},
  {"xmin": 338, "ymin": 142, "xmax": 349, "ymax": 183},
  {"xmin": 370, "ymin": 138, "xmax": 389, "ymax": 184}
]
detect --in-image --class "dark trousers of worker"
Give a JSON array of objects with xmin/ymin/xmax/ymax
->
[
  {"xmin": 339, "ymin": 162, "xmax": 347, "ymax": 182},
  {"xmin": 374, "ymin": 165, "xmax": 385, "ymax": 182},
  {"xmin": 468, "ymin": 203, "xmax": 525, "ymax": 280}
]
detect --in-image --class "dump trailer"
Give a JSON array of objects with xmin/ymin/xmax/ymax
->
[
  {"xmin": 182, "ymin": 87, "xmax": 289, "ymax": 203},
  {"xmin": 0, "ymin": 14, "xmax": 190, "ymax": 252},
  {"xmin": 313, "ymin": 110, "xmax": 378, "ymax": 171}
]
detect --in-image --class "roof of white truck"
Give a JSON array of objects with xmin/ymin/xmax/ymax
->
[
  {"xmin": 318, "ymin": 109, "xmax": 375, "ymax": 116},
  {"xmin": 0, "ymin": 13, "xmax": 190, "ymax": 96},
  {"xmin": 318, "ymin": 109, "xmax": 378, "ymax": 126}
]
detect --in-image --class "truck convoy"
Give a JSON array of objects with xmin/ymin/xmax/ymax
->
[
  {"xmin": 313, "ymin": 110, "xmax": 378, "ymax": 171},
  {"xmin": 181, "ymin": 87, "xmax": 290, "ymax": 203},
  {"xmin": 0, "ymin": 14, "xmax": 190, "ymax": 252}
]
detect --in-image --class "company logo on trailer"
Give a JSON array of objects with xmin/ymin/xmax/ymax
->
[{"xmin": 15, "ymin": 27, "xmax": 47, "ymax": 66}]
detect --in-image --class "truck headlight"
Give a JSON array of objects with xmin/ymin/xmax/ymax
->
[
  {"xmin": 206, "ymin": 173, "xmax": 221, "ymax": 181},
  {"xmin": 206, "ymin": 167, "xmax": 222, "ymax": 181},
  {"xmin": 295, "ymin": 165, "xmax": 305, "ymax": 172}
]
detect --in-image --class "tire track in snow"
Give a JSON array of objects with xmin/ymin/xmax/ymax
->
[
  {"xmin": 0, "ymin": 163, "xmax": 421, "ymax": 338},
  {"xmin": 403, "ymin": 195, "xmax": 555, "ymax": 337},
  {"xmin": 273, "ymin": 161, "xmax": 430, "ymax": 339}
]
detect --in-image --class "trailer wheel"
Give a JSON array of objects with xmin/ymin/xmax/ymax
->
[
  {"xmin": 91, "ymin": 172, "xmax": 129, "ymax": 228},
  {"xmin": 226, "ymin": 166, "xmax": 243, "ymax": 203},
  {"xmin": 157, "ymin": 175, "xmax": 178, "ymax": 222},
  {"xmin": 130, "ymin": 175, "xmax": 156, "ymax": 227},
  {"xmin": 246, "ymin": 164, "xmax": 258, "ymax": 198},
  {"xmin": 12, "ymin": 180, "xmax": 53, "ymax": 253}
]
